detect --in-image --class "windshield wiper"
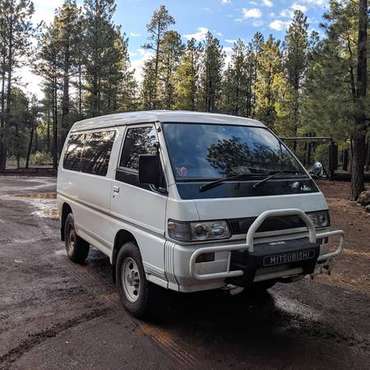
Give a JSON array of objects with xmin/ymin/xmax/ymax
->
[
  {"xmin": 199, "ymin": 173, "xmax": 257, "ymax": 193},
  {"xmin": 252, "ymin": 170, "xmax": 301, "ymax": 189}
]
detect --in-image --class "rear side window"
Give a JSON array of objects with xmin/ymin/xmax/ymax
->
[
  {"xmin": 119, "ymin": 126, "xmax": 157, "ymax": 171},
  {"xmin": 63, "ymin": 134, "xmax": 84, "ymax": 171},
  {"xmin": 82, "ymin": 131, "xmax": 116, "ymax": 176}
]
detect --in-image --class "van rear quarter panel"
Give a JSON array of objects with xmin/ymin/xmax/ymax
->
[{"xmin": 57, "ymin": 127, "xmax": 123, "ymax": 257}]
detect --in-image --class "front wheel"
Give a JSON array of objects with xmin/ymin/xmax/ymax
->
[{"xmin": 116, "ymin": 242, "xmax": 160, "ymax": 319}]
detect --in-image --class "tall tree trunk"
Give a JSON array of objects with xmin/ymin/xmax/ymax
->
[
  {"xmin": 34, "ymin": 128, "xmax": 38, "ymax": 152},
  {"xmin": 6, "ymin": 18, "xmax": 13, "ymax": 163},
  {"xmin": 61, "ymin": 49, "xmax": 70, "ymax": 150},
  {"xmin": 351, "ymin": 0, "xmax": 368, "ymax": 200},
  {"xmin": 47, "ymin": 104, "xmax": 51, "ymax": 152},
  {"xmin": 25, "ymin": 119, "xmax": 35, "ymax": 169},
  {"xmin": 153, "ymin": 22, "xmax": 161, "ymax": 109},
  {"xmin": 0, "ymin": 58, "xmax": 6, "ymax": 171},
  {"xmin": 52, "ymin": 78, "xmax": 58, "ymax": 169},
  {"xmin": 16, "ymin": 124, "xmax": 20, "ymax": 169}
]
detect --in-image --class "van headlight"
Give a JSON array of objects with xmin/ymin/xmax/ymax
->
[
  {"xmin": 168, "ymin": 220, "xmax": 231, "ymax": 242},
  {"xmin": 308, "ymin": 210, "xmax": 330, "ymax": 228}
]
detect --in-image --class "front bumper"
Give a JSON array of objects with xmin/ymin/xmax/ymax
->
[{"xmin": 170, "ymin": 208, "xmax": 344, "ymax": 291}]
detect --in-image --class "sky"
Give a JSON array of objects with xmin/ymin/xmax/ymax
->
[{"xmin": 22, "ymin": 0, "xmax": 330, "ymax": 98}]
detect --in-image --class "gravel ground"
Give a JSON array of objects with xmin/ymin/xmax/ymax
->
[{"xmin": 0, "ymin": 176, "xmax": 369, "ymax": 370}]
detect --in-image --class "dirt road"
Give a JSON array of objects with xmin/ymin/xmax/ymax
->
[{"xmin": 0, "ymin": 177, "xmax": 369, "ymax": 369}]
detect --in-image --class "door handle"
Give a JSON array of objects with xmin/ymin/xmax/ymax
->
[{"xmin": 113, "ymin": 186, "xmax": 120, "ymax": 193}]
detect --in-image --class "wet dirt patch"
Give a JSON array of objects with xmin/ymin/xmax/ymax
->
[
  {"xmin": 9, "ymin": 192, "xmax": 59, "ymax": 220},
  {"xmin": 14, "ymin": 193, "xmax": 56, "ymax": 199}
]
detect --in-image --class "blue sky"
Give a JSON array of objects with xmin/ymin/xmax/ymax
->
[{"xmin": 24, "ymin": 0, "xmax": 330, "ymax": 97}]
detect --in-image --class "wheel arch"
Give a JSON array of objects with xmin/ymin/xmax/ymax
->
[{"xmin": 112, "ymin": 229, "xmax": 138, "ymax": 283}]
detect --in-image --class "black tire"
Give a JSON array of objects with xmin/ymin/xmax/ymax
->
[
  {"xmin": 116, "ymin": 242, "xmax": 159, "ymax": 319},
  {"xmin": 64, "ymin": 213, "xmax": 89, "ymax": 264}
]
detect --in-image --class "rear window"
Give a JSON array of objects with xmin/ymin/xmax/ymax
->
[
  {"xmin": 63, "ymin": 134, "xmax": 84, "ymax": 171},
  {"xmin": 63, "ymin": 130, "xmax": 116, "ymax": 176},
  {"xmin": 81, "ymin": 131, "xmax": 116, "ymax": 176}
]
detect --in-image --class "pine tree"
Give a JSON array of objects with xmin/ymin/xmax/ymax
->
[
  {"xmin": 143, "ymin": 5, "xmax": 175, "ymax": 109},
  {"xmin": 283, "ymin": 10, "xmax": 309, "ymax": 138},
  {"xmin": 200, "ymin": 32, "xmax": 224, "ymax": 112},
  {"xmin": 72, "ymin": 13, "xmax": 85, "ymax": 119},
  {"xmin": 158, "ymin": 30, "xmax": 183, "ymax": 109},
  {"xmin": 35, "ymin": 24, "xmax": 61, "ymax": 168},
  {"xmin": 83, "ymin": 0, "xmax": 117, "ymax": 116},
  {"xmin": 141, "ymin": 58, "xmax": 157, "ymax": 110},
  {"xmin": 248, "ymin": 32, "xmax": 264, "ymax": 118},
  {"xmin": 352, "ymin": 0, "xmax": 368, "ymax": 199},
  {"xmin": 255, "ymin": 35, "xmax": 284, "ymax": 128},
  {"xmin": 222, "ymin": 39, "xmax": 253, "ymax": 117},
  {"xmin": 0, "ymin": 0, "xmax": 34, "ymax": 170},
  {"xmin": 174, "ymin": 39, "xmax": 201, "ymax": 111},
  {"xmin": 301, "ymin": 0, "xmax": 369, "ymax": 198},
  {"xmin": 54, "ymin": 0, "xmax": 81, "ymax": 145},
  {"xmin": 119, "ymin": 36, "xmax": 139, "ymax": 112},
  {"xmin": 101, "ymin": 27, "xmax": 125, "ymax": 114}
]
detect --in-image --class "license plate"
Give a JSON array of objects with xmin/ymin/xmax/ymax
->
[{"xmin": 263, "ymin": 249, "xmax": 316, "ymax": 267}]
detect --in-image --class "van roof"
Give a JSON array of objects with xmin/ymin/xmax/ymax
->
[{"xmin": 70, "ymin": 110, "xmax": 265, "ymax": 132}]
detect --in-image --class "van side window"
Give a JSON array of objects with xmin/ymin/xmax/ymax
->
[
  {"xmin": 63, "ymin": 134, "xmax": 84, "ymax": 171},
  {"xmin": 119, "ymin": 127, "xmax": 157, "ymax": 171},
  {"xmin": 82, "ymin": 131, "xmax": 116, "ymax": 176}
]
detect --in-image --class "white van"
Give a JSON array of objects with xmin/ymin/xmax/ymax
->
[{"xmin": 57, "ymin": 111, "xmax": 344, "ymax": 317}]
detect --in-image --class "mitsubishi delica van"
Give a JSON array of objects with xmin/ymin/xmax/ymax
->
[{"xmin": 57, "ymin": 111, "xmax": 344, "ymax": 318}]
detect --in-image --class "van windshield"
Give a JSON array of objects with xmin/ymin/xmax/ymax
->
[{"xmin": 162, "ymin": 123, "xmax": 306, "ymax": 181}]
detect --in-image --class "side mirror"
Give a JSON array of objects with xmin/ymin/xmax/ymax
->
[
  {"xmin": 139, "ymin": 154, "xmax": 161, "ymax": 187},
  {"xmin": 309, "ymin": 161, "xmax": 324, "ymax": 178}
]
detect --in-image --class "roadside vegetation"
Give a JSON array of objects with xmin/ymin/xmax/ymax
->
[{"xmin": 0, "ymin": 0, "xmax": 368, "ymax": 199}]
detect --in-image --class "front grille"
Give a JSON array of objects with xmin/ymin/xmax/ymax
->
[{"xmin": 228, "ymin": 215, "xmax": 306, "ymax": 235}]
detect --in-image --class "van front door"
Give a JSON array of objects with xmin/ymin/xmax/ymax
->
[{"xmin": 110, "ymin": 124, "xmax": 168, "ymax": 284}]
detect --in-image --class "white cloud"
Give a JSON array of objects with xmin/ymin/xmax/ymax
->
[
  {"xmin": 131, "ymin": 48, "xmax": 154, "ymax": 83},
  {"xmin": 291, "ymin": 3, "xmax": 307, "ymax": 12},
  {"xmin": 280, "ymin": 2, "xmax": 307, "ymax": 19},
  {"xmin": 225, "ymin": 39, "xmax": 237, "ymax": 44},
  {"xmin": 252, "ymin": 20, "xmax": 264, "ymax": 27},
  {"xmin": 129, "ymin": 32, "xmax": 141, "ymax": 38},
  {"xmin": 32, "ymin": 0, "xmax": 64, "ymax": 25},
  {"xmin": 301, "ymin": 0, "xmax": 328, "ymax": 6},
  {"xmin": 221, "ymin": 0, "xmax": 231, "ymax": 4},
  {"xmin": 185, "ymin": 27, "xmax": 209, "ymax": 42},
  {"xmin": 261, "ymin": 0, "xmax": 273, "ymax": 7},
  {"xmin": 280, "ymin": 8, "xmax": 294, "ymax": 18},
  {"xmin": 269, "ymin": 19, "xmax": 291, "ymax": 31},
  {"xmin": 242, "ymin": 8, "xmax": 262, "ymax": 19},
  {"xmin": 224, "ymin": 46, "xmax": 233, "ymax": 67}
]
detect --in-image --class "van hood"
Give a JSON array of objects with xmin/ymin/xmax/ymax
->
[{"xmin": 192, "ymin": 192, "xmax": 328, "ymax": 220}]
